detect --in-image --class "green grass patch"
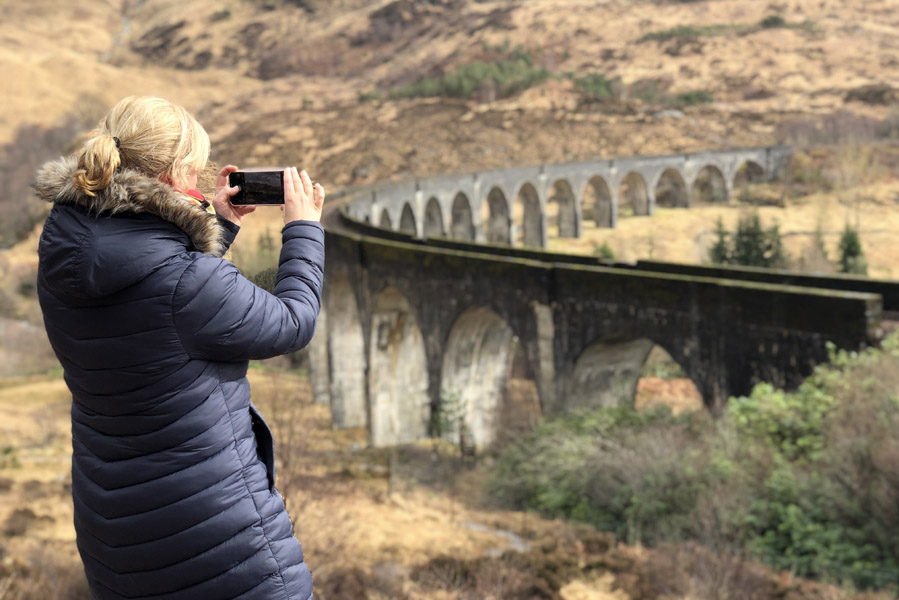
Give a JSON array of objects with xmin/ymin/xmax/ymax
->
[
  {"xmin": 358, "ymin": 90, "xmax": 382, "ymax": 103},
  {"xmin": 639, "ymin": 24, "xmax": 744, "ymax": 42},
  {"xmin": 640, "ymin": 16, "xmax": 817, "ymax": 43},
  {"xmin": 210, "ymin": 8, "xmax": 231, "ymax": 21},
  {"xmin": 389, "ymin": 46, "xmax": 551, "ymax": 100},
  {"xmin": 572, "ymin": 73, "xmax": 620, "ymax": 102},
  {"xmin": 669, "ymin": 90, "xmax": 713, "ymax": 107}
]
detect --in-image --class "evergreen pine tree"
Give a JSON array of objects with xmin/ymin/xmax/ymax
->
[
  {"xmin": 732, "ymin": 213, "xmax": 767, "ymax": 267},
  {"xmin": 710, "ymin": 213, "xmax": 789, "ymax": 269},
  {"xmin": 764, "ymin": 221, "xmax": 788, "ymax": 269},
  {"xmin": 709, "ymin": 217, "xmax": 730, "ymax": 264},
  {"xmin": 838, "ymin": 224, "xmax": 868, "ymax": 275}
]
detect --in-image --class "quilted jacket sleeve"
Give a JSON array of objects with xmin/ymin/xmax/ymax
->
[
  {"xmin": 216, "ymin": 215, "xmax": 240, "ymax": 252},
  {"xmin": 172, "ymin": 221, "xmax": 324, "ymax": 362}
]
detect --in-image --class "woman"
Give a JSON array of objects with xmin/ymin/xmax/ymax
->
[{"xmin": 34, "ymin": 96, "xmax": 323, "ymax": 600}]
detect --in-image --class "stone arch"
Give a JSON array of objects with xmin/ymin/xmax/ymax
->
[
  {"xmin": 548, "ymin": 179, "xmax": 578, "ymax": 238},
  {"xmin": 618, "ymin": 172, "xmax": 649, "ymax": 217},
  {"xmin": 441, "ymin": 308, "xmax": 516, "ymax": 449},
  {"xmin": 451, "ymin": 192, "xmax": 475, "ymax": 240},
  {"xmin": 399, "ymin": 203, "xmax": 416, "ymax": 235},
  {"xmin": 326, "ymin": 271, "xmax": 366, "ymax": 429},
  {"xmin": 733, "ymin": 160, "xmax": 766, "ymax": 189},
  {"xmin": 514, "ymin": 182, "xmax": 543, "ymax": 247},
  {"xmin": 692, "ymin": 165, "xmax": 728, "ymax": 204},
  {"xmin": 636, "ymin": 345, "xmax": 704, "ymax": 414},
  {"xmin": 654, "ymin": 168, "xmax": 689, "ymax": 208},
  {"xmin": 379, "ymin": 208, "xmax": 393, "ymax": 229},
  {"xmin": 566, "ymin": 335, "xmax": 655, "ymax": 410},
  {"xmin": 566, "ymin": 334, "xmax": 703, "ymax": 412},
  {"xmin": 423, "ymin": 196, "xmax": 445, "ymax": 237},
  {"xmin": 583, "ymin": 176, "xmax": 613, "ymax": 228},
  {"xmin": 369, "ymin": 287, "xmax": 430, "ymax": 446},
  {"xmin": 483, "ymin": 187, "xmax": 512, "ymax": 245}
]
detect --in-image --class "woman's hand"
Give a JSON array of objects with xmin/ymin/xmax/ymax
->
[
  {"xmin": 283, "ymin": 167, "xmax": 324, "ymax": 225},
  {"xmin": 212, "ymin": 165, "xmax": 256, "ymax": 227}
]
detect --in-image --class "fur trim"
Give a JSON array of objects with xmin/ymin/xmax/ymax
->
[{"xmin": 35, "ymin": 157, "xmax": 226, "ymax": 257}]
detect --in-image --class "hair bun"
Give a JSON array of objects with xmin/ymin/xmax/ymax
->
[{"xmin": 73, "ymin": 133, "xmax": 122, "ymax": 197}]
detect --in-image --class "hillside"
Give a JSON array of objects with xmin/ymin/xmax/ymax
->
[
  {"xmin": 5, "ymin": 0, "xmax": 899, "ymax": 276},
  {"xmin": 4, "ymin": 0, "xmax": 899, "ymax": 177}
]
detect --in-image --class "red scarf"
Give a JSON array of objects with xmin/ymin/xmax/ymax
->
[{"xmin": 174, "ymin": 188, "xmax": 210, "ymax": 210}]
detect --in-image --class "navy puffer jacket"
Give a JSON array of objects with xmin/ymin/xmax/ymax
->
[{"xmin": 34, "ymin": 157, "xmax": 322, "ymax": 600}]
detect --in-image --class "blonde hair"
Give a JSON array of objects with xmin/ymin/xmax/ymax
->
[{"xmin": 73, "ymin": 96, "xmax": 210, "ymax": 196}]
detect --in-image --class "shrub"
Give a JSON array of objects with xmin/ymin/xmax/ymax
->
[
  {"xmin": 488, "ymin": 406, "xmax": 709, "ymax": 544},
  {"xmin": 708, "ymin": 213, "xmax": 789, "ymax": 269},
  {"xmin": 640, "ymin": 24, "xmax": 740, "ymax": 42},
  {"xmin": 641, "ymin": 17, "xmax": 814, "ymax": 45},
  {"xmin": 592, "ymin": 241, "xmax": 615, "ymax": 260},
  {"xmin": 709, "ymin": 218, "xmax": 730, "ymax": 264},
  {"xmin": 837, "ymin": 223, "xmax": 867, "ymax": 275},
  {"xmin": 489, "ymin": 335, "xmax": 899, "ymax": 589},
  {"xmin": 670, "ymin": 90, "xmax": 713, "ymax": 107},
  {"xmin": 391, "ymin": 47, "xmax": 551, "ymax": 100},
  {"xmin": 432, "ymin": 388, "xmax": 467, "ymax": 447},
  {"xmin": 760, "ymin": 14, "xmax": 787, "ymax": 28},
  {"xmin": 358, "ymin": 89, "xmax": 382, "ymax": 103},
  {"xmin": 573, "ymin": 74, "xmax": 619, "ymax": 102},
  {"xmin": 732, "ymin": 214, "xmax": 787, "ymax": 268},
  {"xmin": 630, "ymin": 79, "xmax": 668, "ymax": 105}
]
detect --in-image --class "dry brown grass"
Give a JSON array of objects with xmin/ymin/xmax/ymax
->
[
  {"xmin": 0, "ymin": 368, "xmax": 893, "ymax": 600},
  {"xmin": 3, "ymin": 0, "xmax": 899, "ymax": 183},
  {"xmin": 551, "ymin": 177, "xmax": 899, "ymax": 280}
]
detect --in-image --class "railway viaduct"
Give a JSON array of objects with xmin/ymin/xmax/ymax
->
[
  {"xmin": 291, "ymin": 146, "xmax": 891, "ymax": 449},
  {"xmin": 348, "ymin": 146, "xmax": 791, "ymax": 248}
]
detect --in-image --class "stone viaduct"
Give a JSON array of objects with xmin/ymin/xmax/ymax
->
[
  {"xmin": 345, "ymin": 146, "xmax": 792, "ymax": 248},
  {"xmin": 297, "ymin": 146, "xmax": 893, "ymax": 449}
]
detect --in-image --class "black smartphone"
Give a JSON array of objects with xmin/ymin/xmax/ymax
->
[{"xmin": 228, "ymin": 168, "xmax": 285, "ymax": 205}]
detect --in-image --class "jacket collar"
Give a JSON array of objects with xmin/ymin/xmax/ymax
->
[{"xmin": 34, "ymin": 156, "xmax": 226, "ymax": 257}]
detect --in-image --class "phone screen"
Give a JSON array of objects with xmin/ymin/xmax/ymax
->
[{"xmin": 229, "ymin": 170, "xmax": 285, "ymax": 205}]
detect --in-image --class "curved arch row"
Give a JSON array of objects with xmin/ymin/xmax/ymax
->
[{"xmin": 359, "ymin": 148, "xmax": 785, "ymax": 248}]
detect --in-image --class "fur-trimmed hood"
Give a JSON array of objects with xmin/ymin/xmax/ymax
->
[{"xmin": 35, "ymin": 156, "xmax": 225, "ymax": 257}]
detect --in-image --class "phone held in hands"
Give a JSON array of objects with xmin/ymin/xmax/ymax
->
[{"xmin": 228, "ymin": 168, "xmax": 286, "ymax": 205}]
